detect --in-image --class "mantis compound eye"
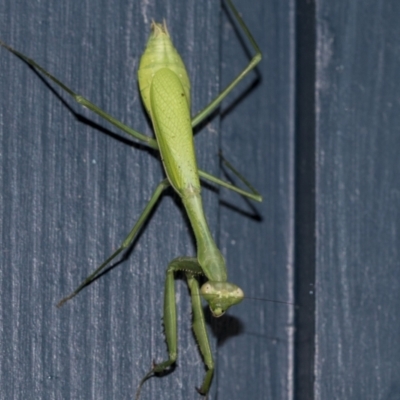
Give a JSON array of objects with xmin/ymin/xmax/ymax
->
[{"xmin": 200, "ymin": 281, "xmax": 244, "ymax": 317}]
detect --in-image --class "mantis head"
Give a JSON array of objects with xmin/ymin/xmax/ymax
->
[{"xmin": 200, "ymin": 281, "xmax": 244, "ymax": 317}]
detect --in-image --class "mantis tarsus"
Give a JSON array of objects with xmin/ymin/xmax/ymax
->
[{"xmin": 0, "ymin": 0, "xmax": 262, "ymax": 397}]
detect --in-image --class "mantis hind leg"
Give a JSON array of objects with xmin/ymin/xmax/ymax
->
[
  {"xmin": 193, "ymin": 0, "xmax": 262, "ymax": 203},
  {"xmin": 0, "ymin": 39, "xmax": 158, "ymax": 150},
  {"xmin": 191, "ymin": 0, "xmax": 262, "ymax": 128}
]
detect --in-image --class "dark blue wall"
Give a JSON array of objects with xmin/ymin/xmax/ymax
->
[
  {"xmin": 4, "ymin": 0, "xmax": 396, "ymax": 399},
  {"xmin": 315, "ymin": 1, "xmax": 400, "ymax": 399},
  {"xmin": 0, "ymin": 1, "xmax": 294, "ymax": 399}
]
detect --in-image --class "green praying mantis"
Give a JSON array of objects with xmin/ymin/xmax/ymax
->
[{"xmin": 0, "ymin": 0, "xmax": 263, "ymax": 397}]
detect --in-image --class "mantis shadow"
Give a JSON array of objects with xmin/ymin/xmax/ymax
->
[
  {"xmin": 219, "ymin": 159, "xmax": 263, "ymax": 222},
  {"xmin": 220, "ymin": 0, "xmax": 262, "ymax": 122},
  {"xmin": 204, "ymin": 306, "xmax": 244, "ymax": 347}
]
